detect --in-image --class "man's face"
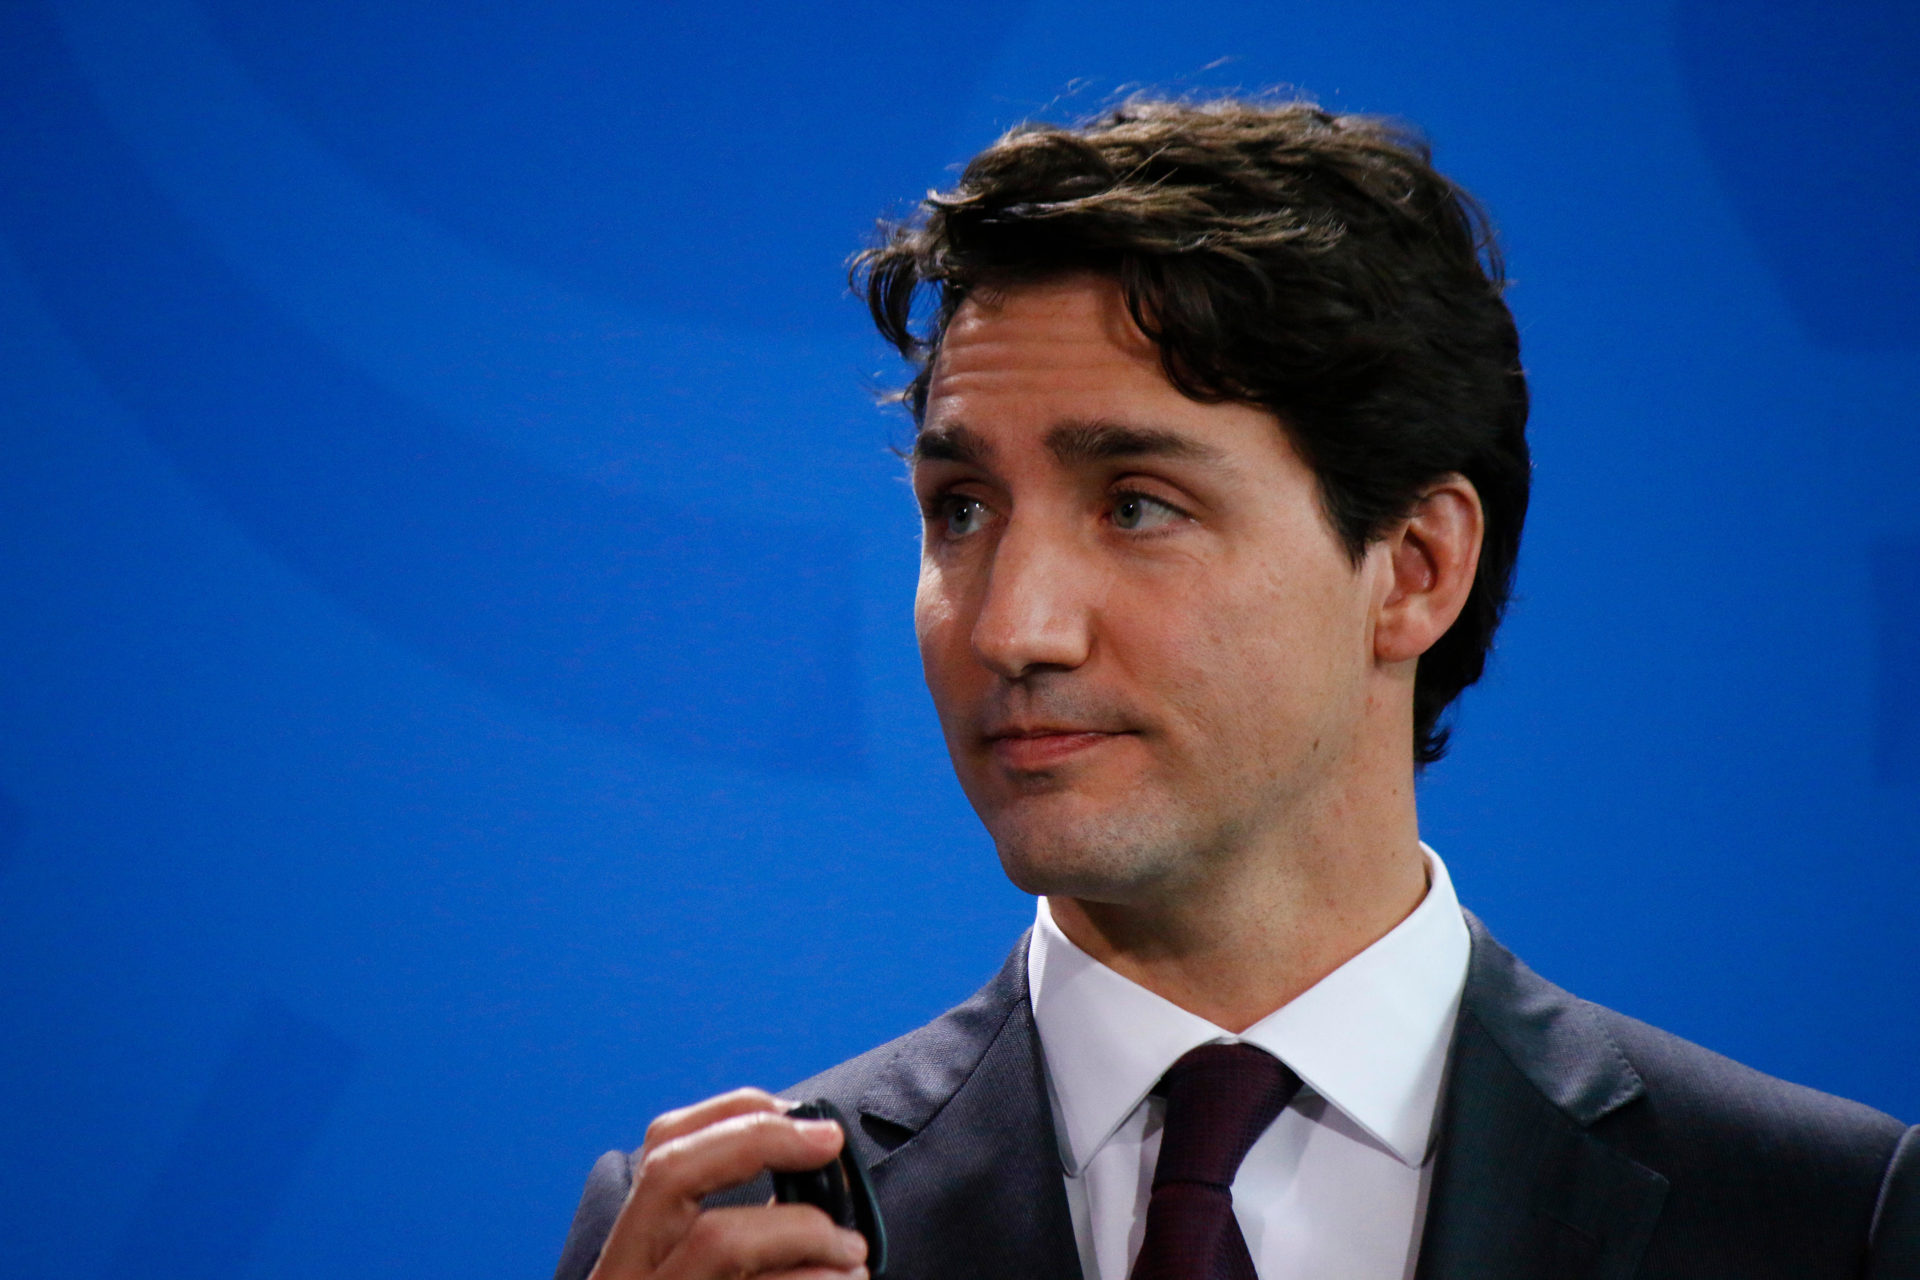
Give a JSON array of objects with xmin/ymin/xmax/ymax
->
[{"xmin": 911, "ymin": 275, "xmax": 1393, "ymax": 904}]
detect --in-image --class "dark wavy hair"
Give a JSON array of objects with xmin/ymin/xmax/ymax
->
[{"xmin": 852, "ymin": 96, "xmax": 1531, "ymax": 765}]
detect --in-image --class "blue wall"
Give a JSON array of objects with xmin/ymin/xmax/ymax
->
[{"xmin": 1, "ymin": 2, "xmax": 1914, "ymax": 1276}]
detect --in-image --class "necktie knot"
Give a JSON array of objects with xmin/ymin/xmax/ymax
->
[
  {"xmin": 1151, "ymin": 1042, "xmax": 1302, "ymax": 1190},
  {"xmin": 1130, "ymin": 1043, "xmax": 1303, "ymax": 1280}
]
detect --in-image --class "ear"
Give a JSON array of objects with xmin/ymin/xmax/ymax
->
[{"xmin": 1373, "ymin": 474, "xmax": 1484, "ymax": 665}]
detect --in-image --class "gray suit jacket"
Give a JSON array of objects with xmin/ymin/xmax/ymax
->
[{"xmin": 555, "ymin": 913, "xmax": 1919, "ymax": 1279}]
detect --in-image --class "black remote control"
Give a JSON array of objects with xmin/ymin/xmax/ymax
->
[{"xmin": 770, "ymin": 1098, "xmax": 888, "ymax": 1276}]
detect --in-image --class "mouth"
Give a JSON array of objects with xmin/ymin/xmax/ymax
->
[{"xmin": 985, "ymin": 726, "xmax": 1132, "ymax": 771}]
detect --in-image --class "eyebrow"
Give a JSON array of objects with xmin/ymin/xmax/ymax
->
[
  {"xmin": 911, "ymin": 419, "xmax": 1226, "ymax": 468},
  {"xmin": 911, "ymin": 424, "xmax": 994, "ymax": 466},
  {"xmin": 1044, "ymin": 419, "xmax": 1227, "ymax": 466}
]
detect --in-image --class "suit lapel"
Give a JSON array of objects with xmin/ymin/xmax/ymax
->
[
  {"xmin": 858, "ymin": 933, "xmax": 1083, "ymax": 1280},
  {"xmin": 1415, "ymin": 914, "xmax": 1668, "ymax": 1280}
]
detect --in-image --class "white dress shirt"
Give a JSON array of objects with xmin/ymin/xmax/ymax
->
[{"xmin": 1026, "ymin": 845, "xmax": 1470, "ymax": 1280}]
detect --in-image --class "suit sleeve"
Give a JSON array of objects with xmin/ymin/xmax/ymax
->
[
  {"xmin": 1868, "ymin": 1125, "xmax": 1920, "ymax": 1280},
  {"xmin": 552, "ymin": 1149, "xmax": 634, "ymax": 1280}
]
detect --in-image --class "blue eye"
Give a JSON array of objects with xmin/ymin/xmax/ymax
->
[
  {"xmin": 943, "ymin": 496, "xmax": 987, "ymax": 537},
  {"xmin": 1112, "ymin": 492, "xmax": 1182, "ymax": 531}
]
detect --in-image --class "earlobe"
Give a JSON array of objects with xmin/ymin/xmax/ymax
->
[{"xmin": 1373, "ymin": 476, "xmax": 1484, "ymax": 665}]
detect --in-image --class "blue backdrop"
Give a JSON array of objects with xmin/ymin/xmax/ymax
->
[{"xmin": 1, "ymin": 2, "xmax": 1915, "ymax": 1276}]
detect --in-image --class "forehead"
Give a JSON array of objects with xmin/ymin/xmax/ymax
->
[
  {"xmin": 918, "ymin": 274, "xmax": 1290, "ymax": 472},
  {"xmin": 923, "ymin": 275, "xmax": 1177, "ymax": 425}
]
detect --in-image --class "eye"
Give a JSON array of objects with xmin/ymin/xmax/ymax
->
[
  {"xmin": 938, "ymin": 495, "xmax": 991, "ymax": 539},
  {"xmin": 1111, "ymin": 491, "xmax": 1185, "ymax": 532}
]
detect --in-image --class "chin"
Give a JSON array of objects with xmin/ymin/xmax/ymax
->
[{"xmin": 985, "ymin": 801, "xmax": 1192, "ymax": 902}]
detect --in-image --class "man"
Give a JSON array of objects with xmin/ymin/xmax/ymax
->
[{"xmin": 554, "ymin": 98, "xmax": 1918, "ymax": 1280}]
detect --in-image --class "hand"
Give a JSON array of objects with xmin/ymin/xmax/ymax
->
[{"xmin": 587, "ymin": 1088, "xmax": 871, "ymax": 1280}]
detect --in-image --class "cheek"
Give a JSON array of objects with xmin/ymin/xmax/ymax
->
[
  {"xmin": 1160, "ymin": 561, "xmax": 1367, "ymax": 736},
  {"xmin": 914, "ymin": 564, "xmax": 959, "ymax": 654},
  {"xmin": 914, "ymin": 568, "xmax": 973, "ymax": 708}
]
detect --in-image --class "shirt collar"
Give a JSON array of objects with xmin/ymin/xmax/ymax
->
[{"xmin": 1027, "ymin": 844, "xmax": 1469, "ymax": 1175}]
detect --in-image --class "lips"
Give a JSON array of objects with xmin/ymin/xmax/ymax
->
[{"xmin": 986, "ymin": 727, "xmax": 1129, "ymax": 771}]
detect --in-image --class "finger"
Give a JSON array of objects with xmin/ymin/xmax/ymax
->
[
  {"xmin": 643, "ymin": 1109, "xmax": 845, "ymax": 1203},
  {"xmin": 660, "ymin": 1204, "xmax": 867, "ymax": 1279},
  {"xmin": 642, "ymin": 1087, "xmax": 782, "ymax": 1156},
  {"xmin": 595, "ymin": 1111, "xmax": 846, "ymax": 1274}
]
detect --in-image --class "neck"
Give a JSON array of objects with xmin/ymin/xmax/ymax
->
[{"xmin": 1045, "ymin": 749, "xmax": 1428, "ymax": 1033}]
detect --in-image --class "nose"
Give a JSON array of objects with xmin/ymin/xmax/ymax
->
[{"xmin": 969, "ymin": 517, "xmax": 1097, "ymax": 680}]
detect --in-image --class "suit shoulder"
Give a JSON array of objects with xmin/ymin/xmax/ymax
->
[
  {"xmin": 552, "ymin": 1148, "xmax": 632, "ymax": 1280},
  {"xmin": 1460, "ymin": 918, "xmax": 1912, "ymax": 1272},
  {"xmin": 1573, "ymin": 995, "xmax": 1911, "ymax": 1252},
  {"xmin": 1592, "ymin": 1001, "xmax": 1907, "ymax": 1156},
  {"xmin": 1573, "ymin": 1002, "xmax": 1917, "ymax": 1271},
  {"xmin": 1460, "ymin": 912, "xmax": 1907, "ymax": 1252},
  {"xmin": 1462, "ymin": 912, "xmax": 1905, "ymax": 1167},
  {"xmin": 783, "ymin": 1022, "xmax": 927, "ymax": 1113}
]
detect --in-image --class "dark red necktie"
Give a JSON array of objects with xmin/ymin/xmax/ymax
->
[{"xmin": 1129, "ymin": 1043, "xmax": 1304, "ymax": 1280}]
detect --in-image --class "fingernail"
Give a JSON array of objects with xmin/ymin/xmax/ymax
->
[
  {"xmin": 796, "ymin": 1118, "xmax": 841, "ymax": 1141},
  {"xmin": 838, "ymin": 1228, "xmax": 869, "ymax": 1264}
]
